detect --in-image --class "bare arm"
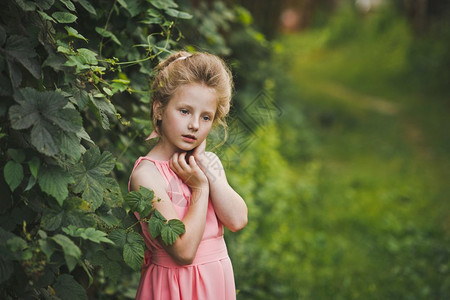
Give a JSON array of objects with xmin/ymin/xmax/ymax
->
[
  {"xmin": 130, "ymin": 153, "xmax": 209, "ymax": 265},
  {"xmin": 195, "ymin": 150, "xmax": 248, "ymax": 232}
]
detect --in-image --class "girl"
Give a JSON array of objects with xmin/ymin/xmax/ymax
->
[{"xmin": 129, "ymin": 51, "xmax": 248, "ymax": 300}]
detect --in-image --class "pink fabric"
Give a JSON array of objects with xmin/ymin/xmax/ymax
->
[{"xmin": 129, "ymin": 157, "xmax": 236, "ymax": 300}]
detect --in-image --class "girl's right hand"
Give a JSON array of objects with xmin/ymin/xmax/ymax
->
[{"xmin": 169, "ymin": 152, "xmax": 208, "ymax": 190}]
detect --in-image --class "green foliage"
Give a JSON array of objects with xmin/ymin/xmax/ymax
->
[
  {"xmin": 0, "ymin": 0, "xmax": 194, "ymax": 297},
  {"xmin": 0, "ymin": 0, "xmax": 294, "ymax": 297}
]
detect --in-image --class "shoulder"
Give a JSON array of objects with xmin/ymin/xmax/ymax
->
[{"xmin": 130, "ymin": 160, "xmax": 166, "ymax": 192}]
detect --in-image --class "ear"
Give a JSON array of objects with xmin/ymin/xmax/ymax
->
[{"xmin": 153, "ymin": 101, "xmax": 162, "ymax": 120}]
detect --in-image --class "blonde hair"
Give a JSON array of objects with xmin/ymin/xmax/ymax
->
[{"xmin": 150, "ymin": 51, "xmax": 233, "ymax": 142}]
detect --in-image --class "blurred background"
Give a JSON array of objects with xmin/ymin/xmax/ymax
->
[{"xmin": 199, "ymin": 0, "xmax": 450, "ymax": 299}]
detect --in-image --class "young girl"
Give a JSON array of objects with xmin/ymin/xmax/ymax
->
[{"xmin": 129, "ymin": 51, "xmax": 248, "ymax": 300}]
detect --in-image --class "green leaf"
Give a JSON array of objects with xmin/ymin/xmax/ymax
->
[
  {"xmin": 5, "ymin": 35, "xmax": 36, "ymax": 60},
  {"xmin": 4, "ymin": 161, "xmax": 23, "ymax": 192},
  {"xmin": 28, "ymin": 157, "xmax": 40, "ymax": 178},
  {"xmin": 149, "ymin": 0, "xmax": 178, "ymax": 10},
  {"xmin": 108, "ymin": 229, "xmax": 127, "ymax": 248},
  {"xmin": 95, "ymin": 27, "xmax": 121, "ymax": 46},
  {"xmin": 38, "ymin": 239, "xmax": 55, "ymax": 260},
  {"xmin": 19, "ymin": 57, "xmax": 41, "ymax": 79},
  {"xmin": 38, "ymin": 165, "xmax": 74, "ymax": 205},
  {"xmin": 62, "ymin": 225, "xmax": 114, "ymax": 244},
  {"xmin": 14, "ymin": 0, "xmax": 37, "ymax": 11},
  {"xmin": 59, "ymin": 130, "xmax": 83, "ymax": 161},
  {"xmin": 38, "ymin": 10, "xmax": 56, "ymax": 22},
  {"xmin": 9, "ymin": 88, "xmax": 82, "ymax": 156},
  {"xmin": 6, "ymin": 236, "xmax": 27, "ymax": 252},
  {"xmin": 77, "ymin": 0, "xmax": 96, "ymax": 15},
  {"xmin": 125, "ymin": 186, "xmax": 154, "ymax": 217},
  {"xmin": 88, "ymin": 95, "xmax": 117, "ymax": 129},
  {"xmin": 65, "ymin": 26, "xmax": 88, "ymax": 42},
  {"xmin": 165, "ymin": 8, "xmax": 192, "ymax": 19},
  {"xmin": 123, "ymin": 232, "xmax": 145, "ymax": 271},
  {"xmin": 118, "ymin": 0, "xmax": 144, "ymax": 17},
  {"xmin": 51, "ymin": 234, "xmax": 81, "ymax": 272},
  {"xmin": 59, "ymin": 0, "xmax": 75, "ymax": 11},
  {"xmin": 63, "ymin": 48, "xmax": 98, "ymax": 73},
  {"xmin": 41, "ymin": 209, "xmax": 64, "ymax": 231},
  {"xmin": 7, "ymin": 148, "xmax": 25, "ymax": 163},
  {"xmin": 161, "ymin": 219, "xmax": 185, "ymax": 246},
  {"xmin": 36, "ymin": 0, "xmax": 54, "ymax": 10},
  {"xmin": 24, "ymin": 175, "xmax": 37, "ymax": 191},
  {"xmin": 54, "ymin": 274, "xmax": 87, "ymax": 300},
  {"xmin": 148, "ymin": 209, "xmax": 166, "ymax": 239},
  {"xmin": 92, "ymin": 251, "xmax": 121, "ymax": 285},
  {"xmin": 52, "ymin": 12, "xmax": 77, "ymax": 23},
  {"xmin": 71, "ymin": 147, "xmax": 116, "ymax": 210},
  {"xmin": 77, "ymin": 48, "xmax": 98, "ymax": 65}
]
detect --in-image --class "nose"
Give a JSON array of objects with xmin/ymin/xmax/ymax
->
[{"xmin": 188, "ymin": 117, "xmax": 199, "ymax": 131}]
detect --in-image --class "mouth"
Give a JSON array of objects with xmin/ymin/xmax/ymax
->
[{"xmin": 182, "ymin": 134, "xmax": 197, "ymax": 142}]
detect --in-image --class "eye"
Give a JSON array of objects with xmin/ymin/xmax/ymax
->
[
  {"xmin": 180, "ymin": 109, "xmax": 189, "ymax": 115},
  {"xmin": 202, "ymin": 115, "xmax": 212, "ymax": 121}
]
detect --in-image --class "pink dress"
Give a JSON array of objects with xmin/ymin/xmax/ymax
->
[{"xmin": 129, "ymin": 157, "xmax": 236, "ymax": 300}]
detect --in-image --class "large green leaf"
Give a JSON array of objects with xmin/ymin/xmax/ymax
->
[
  {"xmin": 123, "ymin": 232, "xmax": 145, "ymax": 271},
  {"xmin": 52, "ymin": 11, "xmax": 77, "ymax": 23},
  {"xmin": 161, "ymin": 219, "xmax": 185, "ymax": 246},
  {"xmin": 108, "ymin": 228, "xmax": 127, "ymax": 248},
  {"xmin": 92, "ymin": 250, "xmax": 121, "ymax": 285},
  {"xmin": 41, "ymin": 208, "xmax": 64, "ymax": 231},
  {"xmin": 9, "ymin": 88, "xmax": 82, "ymax": 156},
  {"xmin": 53, "ymin": 274, "xmax": 87, "ymax": 300},
  {"xmin": 4, "ymin": 35, "xmax": 36, "ymax": 60},
  {"xmin": 71, "ymin": 147, "xmax": 116, "ymax": 210},
  {"xmin": 62, "ymin": 225, "xmax": 114, "ymax": 244},
  {"xmin": 148, "ymin": 209, "xmax": 166, "ymax": 239},
  {"xmin": 4, "ymin": 160, "xmax": 23, "ymax": 192},
  {"xmin": 125, "ymin": 186, "xmax": 154, "ymax": 217},
  {"xmin": 38, "ymin": 165, "xmax": 74, "ymax": 205},
  {"xmin": 59, "ymin": 130, "xmax": 84, "ymax": 161},
  {"xmin": 51, "ymin": 234, "xmax": 81, "ymax": 272}
]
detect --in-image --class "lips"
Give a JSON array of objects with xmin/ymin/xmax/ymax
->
[{"xmin": 182, "ymin": 134, "xmax": 197, "ymax": 142}]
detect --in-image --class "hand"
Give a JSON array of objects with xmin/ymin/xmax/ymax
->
[{"xmin": 169, "ymin": 152, "xmax": 208, "ymax": 190}]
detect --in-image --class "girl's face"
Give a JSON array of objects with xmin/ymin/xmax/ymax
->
[{"xmin": 156, "ymin": 83, "xmax": 217, "ymax": 154}]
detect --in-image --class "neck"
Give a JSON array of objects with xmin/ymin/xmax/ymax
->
[{"xmin": 147, "ymin": 139, "xmax": 182, "ymax": 161}]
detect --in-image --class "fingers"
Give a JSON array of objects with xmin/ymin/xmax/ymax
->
[{"xmin": 170, "ymin": 152, "xmax": 188, "ymax": 174}]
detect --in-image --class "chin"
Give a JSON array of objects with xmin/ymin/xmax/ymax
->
[{"xmin": 177, "ymin": 144, "xmax": 196, "ymax": 152}]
